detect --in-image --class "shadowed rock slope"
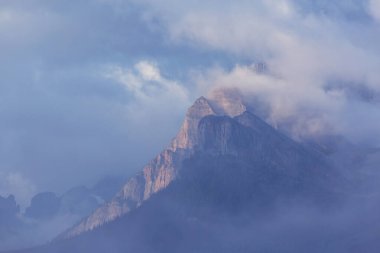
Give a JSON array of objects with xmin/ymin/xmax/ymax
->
[
  {"xmin": 7, "ymin": 93, "xmax": 358, "ymax": 253},
  {"xmin": 62, "ymin": 93, "xmax": 251, "ymax": 238},
  {"xmin": 61, "ymin": 96, "xmax": 217, "ymax": 238}
]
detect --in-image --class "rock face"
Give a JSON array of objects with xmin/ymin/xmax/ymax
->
[
  {"xmin": 171, "ymin": 96, "xmax": 216, "ymax": 150},
  {"xmin": 64, "ymin": 149, "xmax": 186, "ymax": 237},
  {"xmin": 62, "ymin": 90, "xmax": 333, "ymax": 238},
  {"xmin": 63, "ymin": 92, "xmax": 252, "ymax": 238},
  {"xmin": 11, "ymin": 90, "xmax": 380, "ymax": 253},
  {"xmin": 17, "ymin": 90, "xmax": 350, "ymax": 253}
]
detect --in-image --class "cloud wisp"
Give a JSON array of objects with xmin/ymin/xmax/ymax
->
[{"xmin": 124, "ymin": 0, "xmax": 380, "ymax": 144}]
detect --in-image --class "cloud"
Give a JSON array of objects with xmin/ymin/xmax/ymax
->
[
  {"xmin": 135, "ymin": 61, "xmax": 162, "ymax": 81},
  {"xmin": 126, "ymin": 0, "xmax": 380, "ymax": 144},
  {"xmin": 0, "ymin": 172, "xmax": 37, "ymax": 208},
  {"xmin": 195, "ymin": 64, "xmax": 338, "ymax": 137},
  {"xmin": 369, "ymin": 0, "xmax": 380, "ymax": 21},
  {"xmin": 0, "ymin": 1, "xmax": 194, "ymax": 201},
  {"xmin": 103, "ymin": 61, "xmax": 191, "ymax": 145},
  {"xmin": 104, "ymin": 61, "xmax": 188, "ymax": 101}
]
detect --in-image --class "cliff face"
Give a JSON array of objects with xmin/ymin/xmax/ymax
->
[
  {"xmin": 171, "ymin": 96, "xmax": 216, "ymax": 150},
  {"xmin": 64, "ymin": 96, "xmax": 222, "ymax": 238},
  {"xmin": 11, "ymin": 89, "xmax": 379, "ymax": 253},
  {"xmin": 25, "ymin": 90, "xmax": 346, "ymax": 253},
  {"xmin": 63, "ymin": 90, "xmax": 333, "ymax": 238},
  {"xmin": 65, "ymin": 147, "xmax": 183, "ymax": 237}
]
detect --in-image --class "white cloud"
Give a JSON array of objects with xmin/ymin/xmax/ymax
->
[
  {"xmin": 103, "ymin": 60, "xmax": 191, "ymax": 148},
  {"xmin": 135, "ymin": 61, "xmax": 162, "ymax": 81},
  {"xmin": 369, "ymin": 0, "xmax": 380, "ymax": 21},
  {"xmin": 196, "ymin": 64, "xmax": 339, "ymax": 137},
  {"xmin": 0, "ymin": 172, "xmax": 37, "ymax": 208},
  {"xmin": 104, "ymin": 60, "xmax": 189, "ymax": 102},
  {"xmin": 196, "ymin": 60, "xmax": 380, "ymax": 142},
  {"xmin": 127, "ymin": 0, "xmax": 380, "ymax": 144}
]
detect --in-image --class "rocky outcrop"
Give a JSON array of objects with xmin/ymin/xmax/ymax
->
[
  {"xmin": 63, "ymin": 90, "xmax": 276, "ymax": 238},
  {"xmin": 63, "ymin": 95, "xmax": 222, "ymax": 238},
  {"xmin": 21, "ymin": 88, "xmax": 345, "ymax": 253},
  {"xmin": 171, "ymin": 96, "xmax": 216, "ymax": 150}
]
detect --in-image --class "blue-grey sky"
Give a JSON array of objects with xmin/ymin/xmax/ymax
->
[{"xmin": 1, "ymin": 0, "xmax": 380, "ymax": 206}]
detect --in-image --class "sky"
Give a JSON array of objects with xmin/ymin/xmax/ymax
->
[{"xmin": 1, "ymin": 0, "xmax": 380, "ymax": 207}]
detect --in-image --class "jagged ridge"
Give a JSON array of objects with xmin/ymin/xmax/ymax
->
[
  {"xmin": 62, "ymin": 89, "xmax": 327, "ymax": 238},
  {"xmin": 63, "ymin": 94, "xmax": 228, "ymax": 238}
]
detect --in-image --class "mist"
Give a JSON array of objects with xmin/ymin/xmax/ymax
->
[
  {"xmin": 0, "ymin": 0, "xmax": 194, "ymax": 203},
  {"xmin": 2, "ymin": 0, "xmax": 380, "ymax": 206},
  {"xmin": 109, "ymin": 0, "xmax": 380, "ymax": 145},
  {"xmin": 10, "ymin": 139, "xmax": 380, "ymax": 253},
  {"xmin": 2, "ymin": 0, "xmax": 380, "ymax": 251}
]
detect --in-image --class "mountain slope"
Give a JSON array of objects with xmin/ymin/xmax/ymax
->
[
  {"xmin": 62, "ymin": 93, "xmax": 341, "ymax": 239},
  {"xmin": 62, "ymin": 96, "xmax": 220, "ymax": 238},
  {"xmin": 10, "ymin": 96, "xmax": 352, "ymax": 253},
  {"xmin": 6, "ymin": 92, "xmax": 356, "ymax": 253}
]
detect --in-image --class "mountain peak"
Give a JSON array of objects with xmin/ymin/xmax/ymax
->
[
  {"xmin": 47, "ymin": 91, "xmax": 341, "ymax": 252},
  {"xmin": 171, "ymin": 88, "xmax": 249, "ymax": 150},
  {"xmin": 171, "ymin": 96, "xmax": 216, "ymax": 150},
  {"xmin": 186, "ymin": 96, "xmax": 216, "ymax": 117},
  {"xmin": 208, "ymin": 88, "xmax": 247, "ymax": 117}
]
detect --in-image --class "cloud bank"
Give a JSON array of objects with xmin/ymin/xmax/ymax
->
[{"xmin": 125, "ymin": 0, "xmax": 380, "ymax": 143}]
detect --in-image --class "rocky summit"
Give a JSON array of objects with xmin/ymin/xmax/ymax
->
[
  {"xmin": 60, "ymin": 89, "xmax": 336, "ymax": 240},
  {"xmin": 14, "ymin": 90, "xmax": 376, "ymax": 253},
  {"xmin": 63, "ymin": 91, "xmax": 248, "ymax": 238}
]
